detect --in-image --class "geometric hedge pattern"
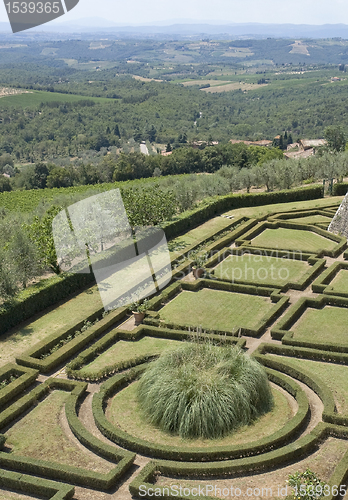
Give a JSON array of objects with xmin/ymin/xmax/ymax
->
[{"xmin": 2, "ymin": 201, "xmax": 348, "ymax": 500}]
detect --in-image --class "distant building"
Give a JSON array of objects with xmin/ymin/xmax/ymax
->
[
  {"xmin": 284, "ymin": 149, "xmax": 315, "ymax": 160},
  {"xmin": 299, "ymin": 139, "xmax": 327, "ymax": 150},
  {"xmin": 161, "ymin": 151, "xmax": 173, "ymax": 156},
  {"xmin": 192, "ymin": 140, "xmax": 219, "ymax": 149},
  {"xmin": 229, "ymin": 139, "xmax": 272, "ymax": 147}
]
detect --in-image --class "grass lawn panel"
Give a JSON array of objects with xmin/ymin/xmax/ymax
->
[
  {"xmin": 0, "ymin": 286, "xmax": 103, "ymax": 367},
  {"xmin": 156, "ymin": 437, "xmax": 348, "ymax": 493},
  {"xmin": 159, "ymin": 289, "xmax": 273, "ymax": 331},
  {"xmin": 222, "ymin": 196, "xmax": 343, "ymax": 219},
  {"xmin": 0, "ymin": 493, "xmax": 36, "ymax": 500},
  {"xmin": 107, "ymin": 381, "xmax": 292, "ymax": 448},
  {"xmin": 292, "ymin": 305, "xmax": 348, "ymax": 345},
  {"xmin": 265, "ymin": 354, "xmax": 348, "ymax": 416},
  {"xmin": 328, "ymin": 269, "xmax": 348, "ymax": 294},
  {"xmin": 285, "ymin": 215, "xmax": 332, "ymax": 225},
  {"xmin": 214, "ymin": 254, "xmax": 309, "ymax": 286},
  {"xmin": 251, "ymin": 227, "xmax": 337, "ymax": 253},
  {"xmin": 169, "ymin": 217, "xmax": 232, "ymax": 255},
  {"xmin": 78, "ymin": 337, "xmax": 183, "ymax": 376},
  {"xmin": 4, "ymin": 390, "xmax": 112, "ymax": 473}
]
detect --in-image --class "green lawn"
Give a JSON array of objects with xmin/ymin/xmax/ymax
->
[
  {"xmin": 285, "ymin": 215, "xmax": 331, "ymax": 225},
  {"xmin": 5, "ymin": 391, "xmax": 112, "ymax": 472},
  {"xmin": 223, "ymin": 196, "xmax": 342, "ymax": 220},
  {"xmin": 78, "ymin": 337, "xmax": 182, "ymax": 376},
  {"xmin": 251, "ymin": 228, "xmax": 337, "ymax": 253},
  {"xmin": 292, "ymin": 305, "xmax": 348, "ymax": 345},
  {"xmin": 266, "ymin": 355, "xmax": 348, "ymax": 415},
  {"xmin": 328, "ymin": 269, "xmax": 348, "ymax": 294},
  {"xmin": 0, "ymin": 286, "xmax": 103, "ymax": 367},
  {"xmin": 170, "ymin": 216, "xmax": 232, "ymax": 257},
  {"xmin": 214, "ymin": 254, "xmax": 309, "ymax": 287},
  {"xmin": 107, "ymin": 381, "xmax": 291, "ymax": 447},
  {"xmin": 159, "ymin": 289, "xmax": 273, "ymax": 331}
]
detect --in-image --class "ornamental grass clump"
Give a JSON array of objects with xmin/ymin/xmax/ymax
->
[{"xmin": 137, "ymin": 342, "xmax": 273, "ymax": 439}]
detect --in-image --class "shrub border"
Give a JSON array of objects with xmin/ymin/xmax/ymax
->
[
  {"xmin": 312, "ymin": 261, "xmax": 348, "ymax": 296},
  {"xmin": 271, "ymin": 294, "xmax": 348, "ymax": 352},
  {"xmin": 128, "ymin": 426, "xmax": 348, "ymax": 500},
  {"xmin": 145, "ymin": 279, "xmax": 289, "ymax": 338},
  {"xmin": 15, "ymin": 307, "xmax": 127, "ymax": 373},
  {"xmin": 204, "ymin": 246, "xmax": 325, "ymax": 292},
  {"xmin": 66, "ymin": 324, "xmax": 244, "ymax": 381},
  {"xmin": 92, "ymin": 364, "xmax": 309, "ymax": 462},
  {"xmin": 0, "ymin": 363, "xmax": 38, "ymax": 409},
  {"xmin": 0, "ymin": 469, "xmax": 75, "ymax": 500}
]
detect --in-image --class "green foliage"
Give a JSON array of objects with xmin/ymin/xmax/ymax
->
[
  {"xmin": 28, "ymin": 205, "xmax": 62, "ymax": 273},
  {"xmin": 324, "ymin": 126, "xmax": 346, "ymax": 153},
  {"xmin": 288, "ymin": 469, "xmax": 327, "ymax": 500},
  {"xmin": 137, "ymin": 342, "xmax": 273, "ymax": 439},
  {"xmin": 120, "ymin": 184, "xmax": 176, "ymax": 226}
]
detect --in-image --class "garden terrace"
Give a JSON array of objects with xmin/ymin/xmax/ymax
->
[
  {"xmin": 271, "ymin": 295, "xmax": 348, "ymax": 351},
  {"xmin": 312, "ymin": 262, "xmax": 348, "ymax": 296},
  {"xmin": 144, "ymin": 280, "xmax": 288, "ymax": 337},
  {"xmin": 2, "ymin": 194, "xmax": 348, "ymax": 500},
  {"xmin": 205, "ymin": 247, "xmax": 325, "ymax": 291},
  {"xmin": 268, "ymin": 208, "xmax": 335, "ymax": 230},
  {"xmin": 236, "ymin": 221, "xmax": 345, "ymax": 257}
]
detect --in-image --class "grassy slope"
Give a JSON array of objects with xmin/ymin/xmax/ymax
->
[
  {"xmin": 107, "ymin": 382, "xmax": 291, "ymax": 448},
  {"xmin": 159, "ymin": 289, "xmax": 273, "ymax": 331}
]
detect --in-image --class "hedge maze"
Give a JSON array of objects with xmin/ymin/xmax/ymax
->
[{"xmin": 3, "ymin": 192, "xmax": 348, "ymax": 500}]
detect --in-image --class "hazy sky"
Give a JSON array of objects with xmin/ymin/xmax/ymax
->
[{"xmin": 1, "ymin": 0, "xmax": 348, "ymax": 26}]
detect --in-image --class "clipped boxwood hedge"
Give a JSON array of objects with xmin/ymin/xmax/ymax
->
[
  {"xmin": 236, "ymin": 221, "xmax": 346, "ymax": 258},
  {"xmin": 66, "ymin": 324, "xmax": 244, "ymax": 381},
  {"xmin": 0, "ymin": 377, "xmax": 135, "ymax": 490},
  {"xmin": 15, "ymin": 307, "xmax": 127, "ymax": 373},
  {"xmin": 145, "ymin": 279, "xmax": 289, "ymax": 338},
  {"xmin": 205, "ymin": 246, "xmax": 325, "ymax": 292},
  {"xmin": 332, "ymin": 183, "xmax": 348, "ymax": 196},
  {"xmin": 92, "ymin": 364, "xmax": 309, "ymax": 462},
  {"xmin": 0, "ymin": 363, "xmax": 38, "ymax": 408},
  {"xmin": 129, "ymin": 424, "xmax": 348, "ymax": 500},
  {"xmin": 312, "ymin": 261, "xmax": 348, "ymax": 296},
  {"xmin": 254, "ymin": 342, "xmax": 348, "ymax": 428},
  {"xmin": 271, "ymin": 294, "xmax": 348, "ymax": 352},
  {"xmin": 0, "ymin": 469, "xmax": 75, "ymax": 500}
]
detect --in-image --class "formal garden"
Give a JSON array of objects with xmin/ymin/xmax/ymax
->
[{"xmin": 2, "ymin": 186, "xmax": 348, "ymax": 500}]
